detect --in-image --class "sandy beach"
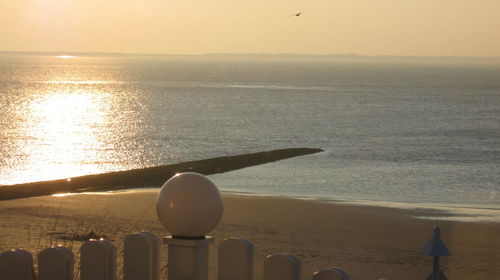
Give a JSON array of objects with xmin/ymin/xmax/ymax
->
[{"xmin": 0, "ymin": 191, "xmax": 498, "ymax": 280}]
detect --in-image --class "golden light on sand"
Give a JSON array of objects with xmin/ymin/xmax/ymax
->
[{"xmin": 51, "ymin": 192, "xmax": 114, "ymax": 197}]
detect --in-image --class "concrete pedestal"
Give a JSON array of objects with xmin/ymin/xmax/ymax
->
[{"xmin": 164, "ymin": 236, "xmax": 214, "ymax": 280}]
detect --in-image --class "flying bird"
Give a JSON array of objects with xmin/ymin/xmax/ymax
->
[{"xmin": 290, "ymin": 12, "xmax": 302, "ymax": 17}]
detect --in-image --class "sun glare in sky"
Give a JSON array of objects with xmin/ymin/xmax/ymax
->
[{"xmin": 1, "ymin": 0, "xmax": 499, "ymax": 56}]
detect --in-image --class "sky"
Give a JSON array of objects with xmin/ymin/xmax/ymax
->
[{"xmin": 1, "ymin": 0, "xmax": 499, "ymax": 57}]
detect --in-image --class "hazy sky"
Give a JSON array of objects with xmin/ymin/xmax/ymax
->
[{"xmin": 1, "ymin": 0, "xmax": 499, "ymax": 56}]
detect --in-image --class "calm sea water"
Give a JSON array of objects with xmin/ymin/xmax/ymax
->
[{"xmin": 1, "ymin": 55, "xmax": 499, "ymax": 218}]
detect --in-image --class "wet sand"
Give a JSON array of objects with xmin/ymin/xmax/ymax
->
[{"xmin": 0, "ymin": 191, "xmax": 498, "ymax": 280}]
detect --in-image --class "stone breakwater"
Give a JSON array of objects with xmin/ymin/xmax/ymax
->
[{"xmin": 0, "ymin": 148, "xmax": 322, "ymax": 200}]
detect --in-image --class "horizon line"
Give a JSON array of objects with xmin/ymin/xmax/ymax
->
[{"xmin": 1, "ymin": 50, "xmax": 500, "ymax": 61}]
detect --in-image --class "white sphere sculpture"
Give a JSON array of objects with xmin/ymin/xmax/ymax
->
[{"xmin": 156, "ymin": 172, "xmax": 224, "ymax": 238}]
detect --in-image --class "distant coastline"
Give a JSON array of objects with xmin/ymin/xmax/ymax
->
[{"xmin": 1, "ymin": 51, "xmax": 500, "ymax": 64}]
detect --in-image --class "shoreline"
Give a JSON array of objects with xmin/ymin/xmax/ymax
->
[
  {"xmin": 1, "ymin": 191, "xmax": 498, "ymax": 280},
  {"xmin": 53, "ymin": 188, "xmax": 500, "ymax": 224}
]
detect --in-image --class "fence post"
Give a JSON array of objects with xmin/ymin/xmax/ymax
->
[
  {"xmin": 264, "ymin": 253, "xmax": 301, "ymax": 280},
  {"xmin": 140, "ymin": 231, "xmax": 161, "ymax": 280},
  {"xmin": 218, "ymin": 238, "xmax": 254, "ymax": 280},
  {"xmin": 80, "ymin": 239, "xmax": 116, "ymax": 280},
  {"xmin": 124, "ymin": 232, "xmax": 161, "ymax": 280},
  {"xmin": 0, "ymin": 249, "xmax": 34, "ymax": 280},
  {"xmin": 312, "ymin": 267, "xmax": 350, "ymax": 280},
  {"xmin": 156, "ymin": 172, "xmax": 223, "ymax": 280},
  {"xmin": 38, "ymin": 246, "xmax": 73, "ymax": 280}
]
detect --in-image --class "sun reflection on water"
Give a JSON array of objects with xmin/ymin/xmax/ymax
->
[
  {"xmin": 0, "ymin": 56, "xmax": 155, "ymax": 185},
  {"xmin": 43, "ymin": 81, "xmax": 121, "ymax": 85},
  {"xmin": 15, "ymin": 90, "xmax": 112, "ymax": 183}
]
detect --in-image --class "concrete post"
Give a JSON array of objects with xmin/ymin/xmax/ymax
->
[
  {"xmin": 156, "ymin": 173, "xmax": 224, "ymax": 280},
  {"xmin": 80, "ymin": 239, "xmax": 116, "ymax": 280},
  {"xmin": 218, "ymin": 238, "xmax": 254, "ymax": 280},
  {"xmin": 38, "ymin": 246, "xmax": 73, "ymax": 280},
  {"xmin": 0, "ymin": 249, "xmax": 34, "ymax": 280},
  {"xmin": 164, "ymin": 237, "xmax": 214, "ymax": 280},
  {"xmin": 263, "ymin": 253, "xmax": 301, "ymax": 280}
]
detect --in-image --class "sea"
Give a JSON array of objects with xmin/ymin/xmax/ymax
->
[{"xmin": 1, "ymin": 54, "xmax": 499, "ymax": 222}]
